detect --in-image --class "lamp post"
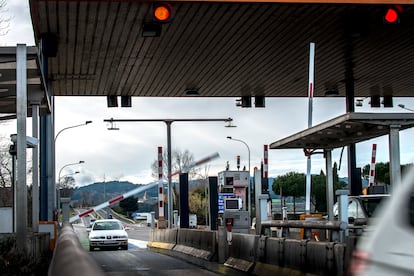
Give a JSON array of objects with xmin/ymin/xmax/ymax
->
[
  {"xmin": 104, "ymin": 117, "xmax": 233, "ymax": 228},
  {"xmin": 55, "ymin": 120, "xmax": 93, "ymax": 141},
  {"xmin": 58, "ymin": 161, "xmax": 84, "ymax": 187},
  {"xmin": 53, "ymin": 121, "xmax": 91, "ymax": 219},
  {"xmin": 57, "ymin": 161, "xmax": 84, "ymax": 222},
  {"xmin": 226, "ymin": 136, "xmax": 250, "ymax": 175},
  {"xmin": 226, "ymin": 136, "xmax": 251, "ymax": 218}
]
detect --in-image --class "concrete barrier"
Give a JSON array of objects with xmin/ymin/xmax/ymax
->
[
  {"xmin": 174, "ymin": 229, "xmax": 216, "ymax": 261},
  {"xmin": 147, "ymin": 228, "xmax": 177, "ymax": 250},
  {"xmin": 265, "ymin": 237, "xmax": 285, "ymax": 267},
  {"xmin": 48, "ymin": 223, "xmax": 104, "ymax": 276},
  {"xmin": 148, "ymin": 228, "xmax": 349, "ymax": 275}
]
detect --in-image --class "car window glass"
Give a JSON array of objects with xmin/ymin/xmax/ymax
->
[
  {"xmin": 361, "ymin": 197, "xmax": 386, "ymax": 218},
  {"xmin": 93, "ymin": 223, "xmax": 104, "ymax": 230},
  {"xmin": 348, "ymin": 200, "xmax": 358, "ymax": 218}
]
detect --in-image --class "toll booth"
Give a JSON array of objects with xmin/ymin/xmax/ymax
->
[{"xmin": 218, "ymin": 170, "xmax": 250, "ymax": 233}]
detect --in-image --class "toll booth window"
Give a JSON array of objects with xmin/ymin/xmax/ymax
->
[{"xmin": 225, "ymin": 177, "xmax": 233, "ymax": 186}]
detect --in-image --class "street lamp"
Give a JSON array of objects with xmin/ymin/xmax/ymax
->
[
  {"xmin": 58, "ymin": 161, "xmax": 84, "ymax": 188},
  {"xmin": 226, "ymin": 136, "xmax": 250, "ymax": 174},
  {"xmin": 398, "ymin": 104, "xmax": 414, "ymax": 112},
  {"xmin": 57, "ymin": 161, "xmax": 84, "ymax": 222},
  {"xmin": 60, "ymin": 171, "xmax": 80, "ymax": 181},
  {"xmin": 226, "ymin": 136, "xmax": 251, "ymax": 218},
  {"xmin": 55, "ymin": 120, "xmax": 93, "ymax": 141},
  {"xmin": 54, "ymin": 121, "xmax": 91, "ymax": 217}
]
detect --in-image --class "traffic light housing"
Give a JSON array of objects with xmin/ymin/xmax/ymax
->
[
  {"xmin": 384, "ymin": 5, "xmax": 403, "ymax": 24},
  {"xmin": 255, "ymin": 96, "xmax": 265, "ymax": 108},
  {"xmin": 107, "ymin": 96, "xmax": 118, "ymax": 107},
  {"xmin": 121, "ymin": 96, "xmax": 132, "ymax": 107},
  {"xmin": 153, "ymin": 3, "xmax": 172, "ymax": 23},
  {"xmin": 370, "ymin": 95, "xmax": 381, "ymax": 108}
]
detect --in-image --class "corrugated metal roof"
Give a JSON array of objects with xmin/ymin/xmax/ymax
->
[{"xmin": 28, "ymin": 1, "xmax": 414, "ymax": 98}]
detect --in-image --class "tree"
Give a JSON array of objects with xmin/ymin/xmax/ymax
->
[
  {"xmin": 0, "ymin": 137, "xmax": 12, "ymax": 207},
  {"xmin": 0, "ymin": 138, "xmax": 12, "ymax": 188},
  {"xmin": 188, "ymin": 180, "xmax": 208, "ymax": 225},
  {"xmin": 0, "ymin": 0, "xmax": 10, "ymax": 36},
  {"xmin": 272, "ymin": 172, "xmax": 305, "ymax": 213},
  {"xmin": 151, "ymin": 148, "xmax": 199, "ymax": 180},
  {"xmin": 119, "ymin": 196, "xmax": 138, "ymax": 217},
  {"xmin": 272, "ymin": 162, "xmax": 346, "ymax": 214},
  {"xmin": 151, "ymin": 148, "xmax": 200, "ymax": 210},
  {"xmin": 58, "ymin": 176, "xmax": 77, "ymax": 198}
]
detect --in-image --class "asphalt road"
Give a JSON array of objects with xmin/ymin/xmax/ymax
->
[{"xmin": 73, "ymin": 218, "xmax": 219, "ymax": 275}]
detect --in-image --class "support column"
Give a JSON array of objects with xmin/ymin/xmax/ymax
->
[
  {"xmin": 166, "ymin": 121, "xmax": 172, "ymax": 228},
  {"xmin": 16, "ymin": 44, "xmax": 27, "ymax": 252},
  {"xmin": 31, "ymin": 102, "xmax": 40, "ymax": 232},
  {"xmin": 61, "ymin": 197, "xmax": 71, "ymax": 222},
  {"xmin": 389, "ymin": 125, "xmax": 401, "ymax": 187},
  {"xmin": 208, "ymin": 176, "xmax": 218, "ymax": 230},
  {"xmin": 179, "ymin": 173, "xmax": 189, "ymax": 228},
  {"xmin": 325, "ymin": 149, "xmax": 334, "ymax": 221}
]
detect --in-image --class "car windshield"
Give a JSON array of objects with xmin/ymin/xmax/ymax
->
[
  {"xmin": 360, "ymin": 197, "xmax": 387, "ymax": 217},
  {"xmin": 93, "ymin": 221, "xmax": 122, "ymax": 231}
]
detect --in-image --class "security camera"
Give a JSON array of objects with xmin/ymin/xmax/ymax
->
[{"xmin": 10, "ymin": 134, "xmax": 39, "ymax": 148}]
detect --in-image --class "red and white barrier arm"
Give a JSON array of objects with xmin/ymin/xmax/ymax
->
[
  {"xmin": 369, "ymin": 144, "xmax": 377, "ymax": 187},
  {"xmin": 70, "ymin": 152, "xmax": 220, "ymax": 223},
  {"xmin": 169, "ymin": 152, "xmax": 220, "ymax": 178}
]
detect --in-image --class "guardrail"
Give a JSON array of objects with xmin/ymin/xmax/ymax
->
[{"xmin": 48, "ymin": 223, "xmax": 104, "ymax": 276}]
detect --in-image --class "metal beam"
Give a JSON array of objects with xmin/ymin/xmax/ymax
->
[
  {"xmin": 389, "ymin": 125, "xmax": 401, "ymax": 187},
  {"xmin": 16, "ymin": 44, "xmax": 27, "ymax": 252}
]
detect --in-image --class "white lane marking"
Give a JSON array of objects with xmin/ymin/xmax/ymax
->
[{"xmin": 128, "ymin": 239, "xmax": 148, "ymax": 249}]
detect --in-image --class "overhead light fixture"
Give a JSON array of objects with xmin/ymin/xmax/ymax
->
[
  {"xmin": 324, "ymin": 88, "xmax": 339, "ymax": 96},
  {"xmin": 324, "ymin": 83, "xmax": 339, "ymax": 97},
  {"xmin": 184, "ymin": 89, "xmax": 199, "ymax": 96},
  {"xmin": 355, "ymin": 98, "xmax": 364, "ymax": 107},
  {"xmin": 142, "ymin": 22, "xmax": 162, "ymax": 37}
]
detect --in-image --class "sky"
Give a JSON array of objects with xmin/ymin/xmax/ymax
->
[{"xmin": 1, "ymin": 1, "xmax": 414, "ymax": 187}]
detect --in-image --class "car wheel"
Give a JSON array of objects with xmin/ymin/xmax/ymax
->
[
  {"xmin": 122, "ymin": 245, "xmax": 128, "ymax": 250},
  {"xmin": 89, "ymin": 245, "xmax": 95, "ymax": 251}
]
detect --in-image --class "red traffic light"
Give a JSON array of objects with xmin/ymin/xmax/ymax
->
[
  {"xmin": 153, "ymin": 3, "xmax": 172, "ymax": 23},
  {"xmin": 384, "ymin": 5, "xmax": 403, "ymax": 24}
]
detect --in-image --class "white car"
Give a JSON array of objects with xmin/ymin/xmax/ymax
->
[
  {"xmin": 88, "ymin": 219, "xmax": 128, "ymax": 251},
  {"xmin": 350, "ymin": 169, "xmax": 414, "ymax": 276}
]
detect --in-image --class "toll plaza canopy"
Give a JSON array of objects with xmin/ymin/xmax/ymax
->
[
  {"xmin": 0, "ymin": 47, "xmax": 49, "ymax": 118},
  {"xmin": 269, "ymin": 112, "xmax": 414, "ymax": 150},
  {"xmin": 25, "ymin": 0, "xmax": 414, "ymax": 99}
]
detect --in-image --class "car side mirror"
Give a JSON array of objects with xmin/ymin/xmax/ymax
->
[
  {"xmin": 86, "ymin": 228, "xmax": 91, "ymax": 232},
  {"xmin": 348, "ymin": 217, "xmax": 355, "ymax": 224}
]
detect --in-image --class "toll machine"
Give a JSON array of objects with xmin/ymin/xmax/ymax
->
[{"xmin": 218, "ymin": 170, "xmax": 250, "ymax": 233}]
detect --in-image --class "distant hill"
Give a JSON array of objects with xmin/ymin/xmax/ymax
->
[{"xmin": 71, "ymin": 181, "xmax": 158, "ymax": 206}]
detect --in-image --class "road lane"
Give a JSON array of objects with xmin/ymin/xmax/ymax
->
[{"xmin": 73, "ymin": 223, "xmax": 219, "ymax": 275}]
